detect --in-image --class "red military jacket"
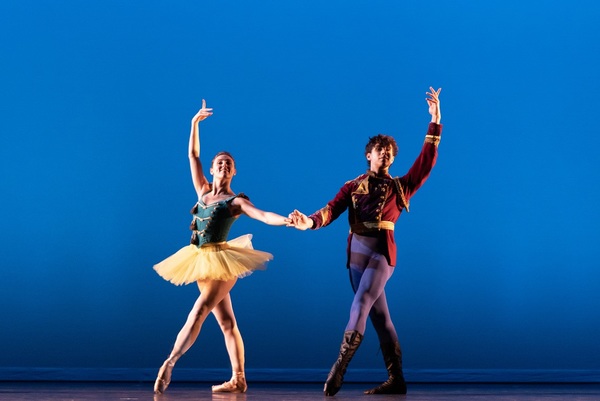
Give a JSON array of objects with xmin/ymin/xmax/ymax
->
[{"xmin": 308, "ymin": 123, "xmax": 442, "ymax": 267}]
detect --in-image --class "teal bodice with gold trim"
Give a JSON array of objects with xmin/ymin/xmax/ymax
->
[{"xmin": 189, "ymin": 193, "xmax": 248, "ymax": 246}]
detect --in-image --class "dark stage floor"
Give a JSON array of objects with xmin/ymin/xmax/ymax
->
[{"xmin": 1, "ymin": 382, "xmax": 600, "ymax": 401}]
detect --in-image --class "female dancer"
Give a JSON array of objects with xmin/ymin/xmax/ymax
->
[
  {"xmin": 153, "ymin": 100, "xmax": 291, "ymax": 394},
  {"xmin": 291, "ymin": 88, "xmax": 442, "ymax": 396}
]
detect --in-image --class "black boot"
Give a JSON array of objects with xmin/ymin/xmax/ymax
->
[
  {"xmin": 324, "ymin": 330, "xmax": 364, "ymax": 396},
  {"xmin": 364, "ymin": 340, "xmax": 407, "ymax": 394}
]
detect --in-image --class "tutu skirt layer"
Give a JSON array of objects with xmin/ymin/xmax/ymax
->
[{"xmin": 154, "ymin": 234, "xmax": 272, "ymax": 285}]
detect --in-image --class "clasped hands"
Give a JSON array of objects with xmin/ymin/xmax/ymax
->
[{"xmin": 285, "ymin": 210, "xmax": 312, "ymax": 230}]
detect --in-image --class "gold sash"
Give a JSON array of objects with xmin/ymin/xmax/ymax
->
[{"xmin": 350, "ymin": 221, "xmax": 395, "ymax": 234}]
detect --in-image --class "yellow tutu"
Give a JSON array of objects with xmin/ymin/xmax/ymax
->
[{"xmin": 153, "ymin": 234, "xmax": 273, "ymax": 285}]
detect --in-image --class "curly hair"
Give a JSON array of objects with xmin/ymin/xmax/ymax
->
[{"xmin": 364, "ymin": 134, "xmax": 398, "ymax": 166}]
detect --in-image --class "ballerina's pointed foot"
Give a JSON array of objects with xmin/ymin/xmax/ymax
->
[
  {"xmin": 153, "ymin": 360, "xmax": 175, "ymax": 394},
  {"xmin": 212, "ymin": 372, "xmax": 248, "ymax": 393}
]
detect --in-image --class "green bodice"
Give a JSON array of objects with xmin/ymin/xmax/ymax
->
[{"xmin": 189, "ymin": 194, "xmax": 241, "ymax": 246}]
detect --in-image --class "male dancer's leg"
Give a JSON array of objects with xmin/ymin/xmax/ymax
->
[
  {"xmin": 368, "ymin": 291, "xmax": 398, "ymax": 344},
  {"xmin": 364, "ymin": 271, "xmax": 406, "ymax": 394},
  {"xmin": 322, "ymin": 236, "xmax": 394, "ymax": 396},
  {"xmin": 346, "ymin": 254, "xmax": 394, "ymax": 334}
]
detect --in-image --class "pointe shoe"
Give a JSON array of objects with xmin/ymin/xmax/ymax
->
[
  {"xmin": 212, "ymin": 372, "xmax": 248, "ymax": 393},
  {"xmin": 153, "ymin": 360, "xmax": 175, "ymax": 394}
]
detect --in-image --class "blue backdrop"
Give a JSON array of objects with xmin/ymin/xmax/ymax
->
[{"xmin": 1, "ymin": 0, "xmax": 599, "ymax": 382}]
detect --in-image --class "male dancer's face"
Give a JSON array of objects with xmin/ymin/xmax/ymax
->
[{"xmin": 366, "ymin": 144, "xmax": 395, "ymax": 173}]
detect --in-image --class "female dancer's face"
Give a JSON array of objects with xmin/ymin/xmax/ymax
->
[{"xmin": 210, "ymin": 155, "xmax": 236, "ymax": 179}]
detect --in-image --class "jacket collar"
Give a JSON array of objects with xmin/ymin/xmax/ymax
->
[{"xmin": 366, "ymin": 169, "xmax": 392, "ymax": 179}]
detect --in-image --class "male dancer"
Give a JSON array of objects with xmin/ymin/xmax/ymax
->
[{"xmin": 291, "ymin": 87, "xmax": 442, "ymax": 396}]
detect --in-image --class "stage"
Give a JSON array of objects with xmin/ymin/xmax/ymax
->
[{"xmin": 1, "ymin": 382, "xmax": 600, "ymax": 401}]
